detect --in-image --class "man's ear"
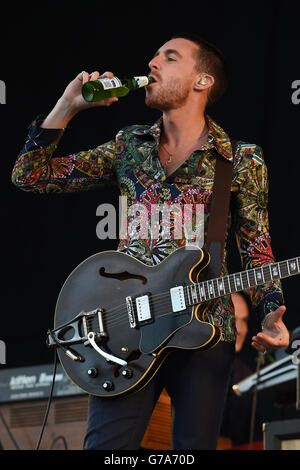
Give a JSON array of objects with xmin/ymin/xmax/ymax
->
[{"xmin": 194, "ymin": 73, "xmax": 215, "ymax": 91}]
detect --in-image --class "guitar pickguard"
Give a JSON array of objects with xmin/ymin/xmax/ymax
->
[{"xmin": 139, "ymin": 309, "xmax": 192, "ymax": 354}]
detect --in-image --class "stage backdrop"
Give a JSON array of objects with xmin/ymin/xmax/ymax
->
[{"xmin": 1, "ymin": 2, "xmax": 299, "ymax": 368}]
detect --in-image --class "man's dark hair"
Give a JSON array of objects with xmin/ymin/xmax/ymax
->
[{"xmin": 171, "ymin": 32, "xmax": 229, "ymax": 106}]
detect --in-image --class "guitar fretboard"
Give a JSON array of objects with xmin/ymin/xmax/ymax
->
[{"xmin": 184, "ymin": 257, "xmax": 300, "ymax": 305}]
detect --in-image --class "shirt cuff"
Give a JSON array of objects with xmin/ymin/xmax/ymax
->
[
  {"xmin": 21, "ymin": 114, "xmax": 65, "ymax": 153},
  {"xmin": 256, "ymin": 290, "xmax": 284, "ymax": 328}
]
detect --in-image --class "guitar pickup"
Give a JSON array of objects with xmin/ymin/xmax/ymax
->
[
  {"xmin": 136, "ymin": 295, "xmax": 152, "ymax": 323},
  {"xmin": 126, "ymin": 294, "xmax": 152, "ymax": 328},
  {"xmin": 170, "ymin": 286, "xmax": 186, "ymax": 312}
]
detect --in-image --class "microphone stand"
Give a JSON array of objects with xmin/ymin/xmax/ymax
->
[{"xmin": 296, "ymin": 356, "xmax": 300, "ymax": 411}]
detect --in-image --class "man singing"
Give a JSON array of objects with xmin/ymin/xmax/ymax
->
[{"xmin": 12, "ymin": 33, "xmax": 289, "ymax": 449}]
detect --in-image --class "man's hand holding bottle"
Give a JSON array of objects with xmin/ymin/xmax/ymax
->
[{"xmin": 41, "ymin": 71, "xmax": 118, "ymax": 129}]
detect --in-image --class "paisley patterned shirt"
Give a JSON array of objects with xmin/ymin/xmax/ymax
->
[{"xmin": 11, "ymin": 114, "xmax": 284, "ymax": 342}]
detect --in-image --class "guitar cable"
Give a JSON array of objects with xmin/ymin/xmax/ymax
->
[
  {"xmin": 35, "ymin": 347, "xmax": 58, "ymax": 450},
  {"xmin": 0, "ymin": 335, "xmax": 59, "ymax": 450}
]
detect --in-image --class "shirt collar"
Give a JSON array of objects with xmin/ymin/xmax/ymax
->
[
  {"xmin": 131, "ymin": 114, "xmax": 234, "ymax": 162},
  {"xmin": 203, "ymin": 115, "xmax": 234, "ymax": 161}
]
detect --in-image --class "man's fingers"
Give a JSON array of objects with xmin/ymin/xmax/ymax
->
[
  {"xmin": 273, "ymin": 305, "xmax": 286, "ymax": 321},
  {"xmin": 252, "ymin": 332, "xmax": 286, "ymax": 352},
  {"xmin": 89, "ymin": 71, "xmax": 100, "ymax": 81},
  {"xmin": 251, "ymin": 339, "xmax": 266, "ymax": 352},
  {"xmin": 73, "ymin": 70, "xmax": 118, "ymax": 108},
  {"xmin": 78, "ymin": 70, "xmax": 114, "ymax": 85},
  {"xmin": 252, "ymin": 334, "xmax": 269, "ymax": 350},
  {"xmin": 81, "ymin": 71, "xmax": 89, "ymax": 84},
  {"xmin": 99, "ymin": 71, "xmax": 114, "ymax": 79},
  {"xmin": 106, "ymin": 97, "xmax": 119, "ymax": 106}
]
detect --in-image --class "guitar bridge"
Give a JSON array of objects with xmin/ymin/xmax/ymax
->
[
  {"xmin": 82, "ymin": 308, "xmax": 107, "ymax": 338},
  {"xmin": 48, "ymin": 307, "xmax": 107, "ymax": 354}
]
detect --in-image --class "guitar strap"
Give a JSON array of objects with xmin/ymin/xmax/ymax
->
[{"xmin": 204, "ymin": 140, "xmax": 237, "ymax": 278}]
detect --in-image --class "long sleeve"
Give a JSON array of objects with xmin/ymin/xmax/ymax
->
[
  {"xmin": 11, "ymin": 115, "xmax": 117, "ymax": 193},
  {"xmin": 234, "ymin": 145, "xmax": 284, "ymax": 326}
]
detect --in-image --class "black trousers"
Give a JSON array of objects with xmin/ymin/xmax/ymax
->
[{"xmin": 83, "ymin": 341, "xmax": 235, "ymax": 450}]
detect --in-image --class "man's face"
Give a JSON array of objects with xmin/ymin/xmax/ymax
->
[{"xmin": 145, "ymin": 38, "xmax": 200, "ymax": 111}]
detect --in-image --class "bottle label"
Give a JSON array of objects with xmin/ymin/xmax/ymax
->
[
  {"xmin": 98, "ymin": 77, "xmax": 123, "ymax": 90},
  {"xmin": 133, "ymin": 76, "xmax": 150, "ymax": 88}
]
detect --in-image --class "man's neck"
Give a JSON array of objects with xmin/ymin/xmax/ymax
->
[{"xmin": 161, "ymin": 105, "xmax": 207, "ymax": 149}]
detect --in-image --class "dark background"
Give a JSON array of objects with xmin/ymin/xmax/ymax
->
[{"xmin": 1, "ymin": 1, "xmax": 299, "ymax": 374}]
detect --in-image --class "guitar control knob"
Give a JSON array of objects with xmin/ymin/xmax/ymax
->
[
  {"xmin": 122, "ymin": 367, "xmax": 133, "ymax": 379},
  {"xmin": 87, "ymin": 368, "xmax": 98, "ymax": 378},
  {"xmin": 102, "ymin": 380, "xmax": 114, "ymax": 391}
]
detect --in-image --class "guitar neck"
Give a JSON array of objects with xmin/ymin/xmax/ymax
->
[{"xmin": 185, "ymin": 257, "xmax": 300, "ymax": 305}]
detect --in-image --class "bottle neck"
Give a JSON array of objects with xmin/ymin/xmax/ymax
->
[{"xmin": 121, "ymin": 76, "xmax": 152, "ymax": 90}]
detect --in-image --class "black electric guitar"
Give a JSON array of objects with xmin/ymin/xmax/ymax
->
[{"xmin": 49, "ymin": 246, "xmax": 299, "ymax": 397}]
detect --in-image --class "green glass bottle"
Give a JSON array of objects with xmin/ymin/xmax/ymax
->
[{"xmin": 82, "ymin": 75, "xmax": 153, "ymax": 102}]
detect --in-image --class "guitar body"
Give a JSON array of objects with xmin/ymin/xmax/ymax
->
[{"xmin": 54, "ymin": 246, "xmax": 221, "ymax": 397}]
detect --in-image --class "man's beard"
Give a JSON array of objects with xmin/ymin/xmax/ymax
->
[{"xmin": 145, "ymin": 77, "xmax": 191, "ymax": 111}]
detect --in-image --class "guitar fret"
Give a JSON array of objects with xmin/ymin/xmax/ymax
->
[
  {"xmin": 255, "ymin": 267, "xmax": 264, "ymax": 284},
  {"xmin": 184, "ymin": 287, "xmax": 190, "ymax": 306},
  {"xmin": 186, "ymin": 285, "xmax": 192, "ymax": 305},
  {"xmin": 228, "ymin": 274, "xmax": 235, "ymax": 293},
  {"xmin": 223, "ymin": 276, "xmax": 230, "ymax": 295},
  {"xmin": 190, "ymin": 285, "xmax": 199, "ymax": 303},
  {"xmin": 213, "ymin": 278, "xmax": 220, "ymax": 298},
  {"xmin": 241, "ymin": 271, "xmax": 249, "ymax": 289},
  {"xmin": 248, "ymin": 269, "xmax": 256, "ymax": 287},
  {"xmin": 203, "ymin": 281, "xmax": 209, "ymax": 300},
  {"xmin": 268, "ymin": 264, "xmax": 273, "ymax": 281},
  {"xmin": 205, "ymin": 281, "xmax": 210, "ymax": 299},
  {"xmin": 270, "ymin": 263, "xmax": 280, "ymax": 280},
  {"xmin": 200, "ymin": 283, "xmax": 206, "ymax": 301},
  {"xmin": 246, "ymin": 271, "xmax": 250, "ymax": 288},
  {"xmin": 234, "ymin": 273, "xmax": 242, "ymax": 291},
  {"xmin": 262, "ymin": 265, "xmax": 272, "ymax": 282},
  {"xmin": 207, "ymin": 280, "xmax": 215, "ymax": 298},
  {"xmin": 286, "ymin": 260, "xmax": 290, "ymax": 276},
  {"xmin": 196, "ymin": 283, "xmax": 202, "ymax": 301},
  {"xmin": 218, "ymin": 278, "xmax": 225, "ymax": 296},
  {"xmin": 288, "ymin": 259, "xmax": 298, "ymax": 276},
  {"xmin": 287, "ymin": 260, "xmax": 293, "ymax": 275}
]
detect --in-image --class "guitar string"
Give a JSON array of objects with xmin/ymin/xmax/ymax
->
[
  {"xmin": 94, "ymin": 258, "xmax": 291, "ymax": 320},
  {"xmin": 94, "ymin": 264, "xmax": 285, "ymax": 326},
  {"xmin": 83, "ymin": 261, "xmax": 293, "ymax": 332},
  {"xmin": 102, "ymin": 282, "xmax": 210, "ymax": 326},
  {"xmin": 96, "ymin": 270, "xmax": 288, "ymax": 331},
  {"xmin": 90, "ymin": 287, "xmax": 194, "ymax": 331},
  {"xmin": 98, "ymin": 274, "xmax": 225, "ymax": 319},
  {"xmin": 71, "ymin": 267, "xmax": 295, "ymax": 345},
  {"xmin": 95, "ymin": 270, "xmax": 258, "ymax": 330}
]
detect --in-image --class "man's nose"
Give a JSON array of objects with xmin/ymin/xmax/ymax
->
[{"xmin": 148, "ymin": 55, "xmax": 160, "ymax": 71}]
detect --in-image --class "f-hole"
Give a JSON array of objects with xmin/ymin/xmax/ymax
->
[{"xmin": 99, "ymin": 267, "xmax": 147, "ymax": 284}]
